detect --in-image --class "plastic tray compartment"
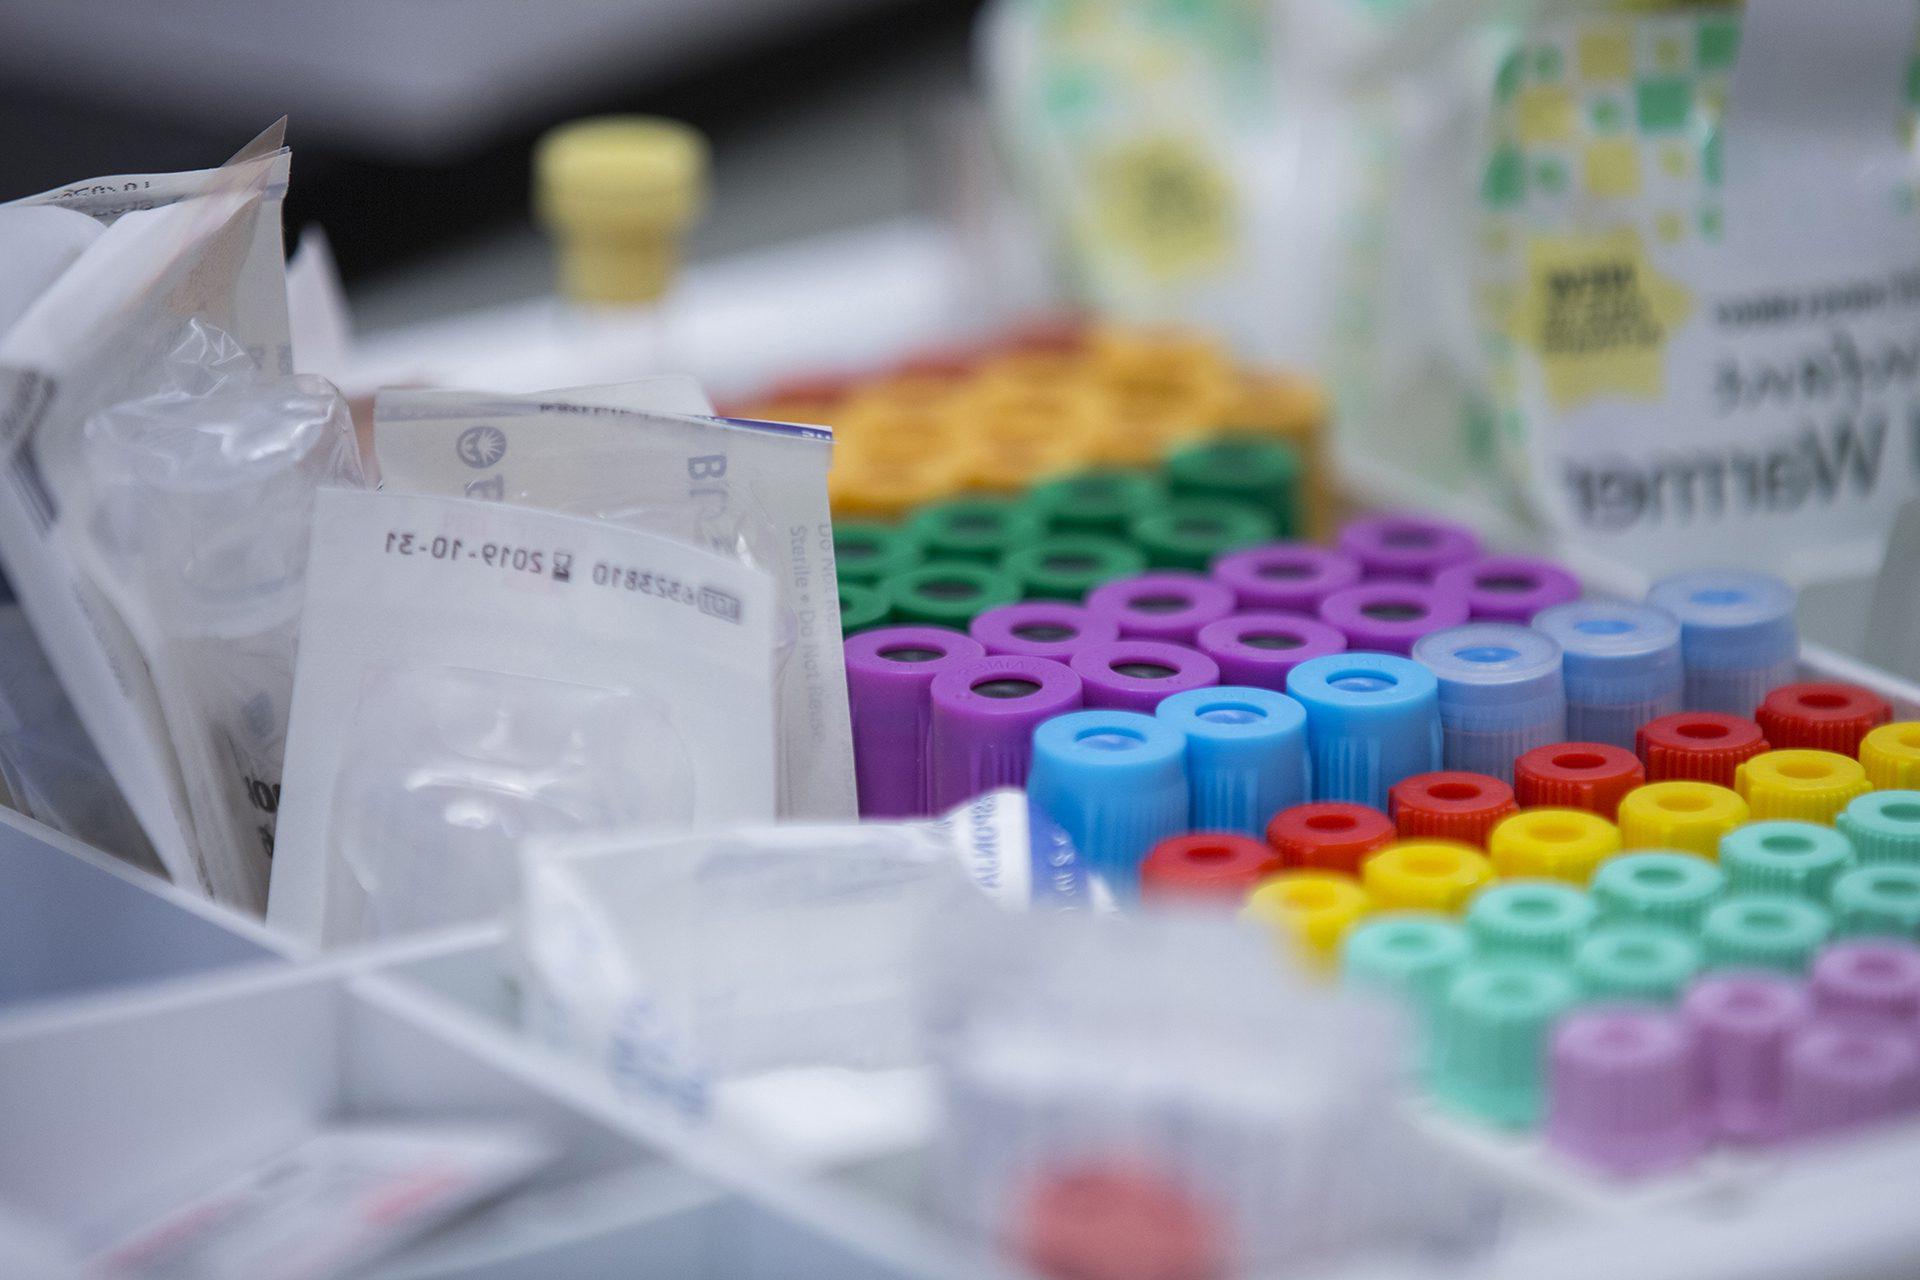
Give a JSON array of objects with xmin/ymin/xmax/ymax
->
[{"xmin": 0, "ymin": 807, "xmax": 283, "ymax": 1012}]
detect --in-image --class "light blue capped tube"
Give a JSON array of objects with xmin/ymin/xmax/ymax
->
[
  {"xmin": 1531, "ymin": 601, "xmax": 1683, "ymax": 750},
  {"xmin": 1027, "ymin": 710, "xmax": 1188, "ymax": 894},
  {"xmin": 1285, "ymin": 652, "xmax": 1441, "ymax": 810},
  {"xmin": 1412, "ymin": 624, "xmax": 1566, "ymax": 785},
  {"xmin": 1646, "ymin": 571, "xmax": 1798, "ymax": 716},
  {"xmin": 1155, "ymin": 686, "xmax": 1310, "ymax": 837}
]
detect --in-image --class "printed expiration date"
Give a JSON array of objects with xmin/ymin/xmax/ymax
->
[{"xmin": 380, "ymin": 530, "xmax": 708, "ymax": 606}]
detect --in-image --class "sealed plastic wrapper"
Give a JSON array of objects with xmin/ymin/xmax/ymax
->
[
  {"xmin": 519, "ymin": 790, "xmax": 1095, "ymax": 1160},
  {"xmin": 268, "ymin": 487, "xmax": 780, "ymax": 947},
  {"xmin": 0, "ymin": 125, "xmax": 294, "ymax": 902},
  {"xmin": 1478, "ymin": 0, "xmax": 1920, "ymax": 579},
  {"xmin": 928, "ymin": 911, "xmax": 1502, "ymax": 1278},
  {"xmin": 373, "ymin": 381, "xmax": 854, "ymax": 821}
]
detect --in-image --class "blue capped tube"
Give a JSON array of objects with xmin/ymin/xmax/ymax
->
[
  {"xmin": 1531, "ymin": 600, "xmax": 1683, "ymax": 750},
  {"xmin": 1646, "ymin": 571, "xmax": 1798, "ymax": 716},
  {"xmin": 1412, "ymin": 624, "xmax": 1566, "ymax": 784},
  {"xmin": 1027, "ymin": 710, "xmax": 1188, "ymax": 893},
  {"xmin": 1155, "ymin": 686, "xmax": 1310, "ymax": 837},
  {"xmin": 1285, "ymin": 652, "xmax": 1442, "ymax": 809}
]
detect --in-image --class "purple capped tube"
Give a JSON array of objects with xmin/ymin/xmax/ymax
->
[
  {"xmin": 969, "ymin": 601, "xmax": 1120, "ymax": 662},
  {"xmin": 1194, "ymin": 612, "xmax": 1348, "ymax": 692},
  {"xmin": 1318, "ymin": 581, "xmax": 1472, "ymax": 657},
  {"xmin": 1070, "ymin": 640, "xmax": 1222, "ymax": 714},
  {"xmin": 844, "ymin": 626, "xmax": 986, "ymax": 818},
  {"xmin": 1086, "ymin": 572, "xmax": 1237, "ymax": 645},
  {"xmin": 1211, "ymin": 542, "xmax": 1363, "ymax": 613},
  {"xmin": 1435, "ymin": 554, "xmax": 1581, "ymax": 624},
  {"xmin": 1682, "ymin": 973, "xmax": 1813, "ymax": 1143},
  {"xmin": 1338, "ymin": 513, "xmax": 1482, "ymax": 583},
  {"xmin": 928, "ymin": 656, "xmax": 1084, "ymax": 811}
]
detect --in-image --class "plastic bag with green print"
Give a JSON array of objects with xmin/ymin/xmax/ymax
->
[{"xmin": 1476, "ymin": 0, "xmax": 1920, "ymax": 583}]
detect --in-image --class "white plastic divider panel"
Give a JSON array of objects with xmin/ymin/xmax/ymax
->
[{"xmin": 0, "ymin": 806, "xmax": 283, "ymax": 1011}]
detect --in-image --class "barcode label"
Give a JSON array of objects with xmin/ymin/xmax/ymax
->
[{"xmin": 0, "ymin": 368, "xmax": 57, "ymax": 535}]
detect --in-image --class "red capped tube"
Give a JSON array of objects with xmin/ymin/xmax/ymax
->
[
  {"xmin": 1388, "ymin": 772, "xmax": 1519, "ymax": 847},
  {"xmin": 1265, "ymin": 802, "xmax": 1396, "ymax": 876},
  {"xmin": 1755, "ymin": 682, "xmax": 1892, "ymax": 755},
  {"xmin": 1513, "ymin": 743, "xmax": 1645, "ymax": 820},
  {"xmin": 1636, "ymin": 712, "xmax": 1770, "ymax": 787},
  {"xmin": 1140, "ymin": 833, "xmax": 1286, "ymax": 905}
]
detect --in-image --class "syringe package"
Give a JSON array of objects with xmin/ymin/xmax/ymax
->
[
  {"xmin": 268, "ymin": 487, "xmax": 780, "ymax": 947},
  {"xmin": 373, "ymin": 382, "xmax": 855, "ymax": 821},
  {"xmin": 1476, "ymin": 0, "xmax": 1920, "ymax": 577},
  {"xmin": 927, "ymin": 911, "xmax": 1502, "ymax": 1278},
  {"xmin": 0, "ymin": 124, "xmax": 313, "ymax": 907}
]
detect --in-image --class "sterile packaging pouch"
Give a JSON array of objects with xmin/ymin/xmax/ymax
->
[
  {"xmin": 269, "ymin": 487, "xmax": 779, "ymax": 948},
  {"xmin": 372, "ymin": 381, "xmax": 854, "ymax": 821},
  {"xmin": 516, "ymin": 790, "xmax": 1090, "ymax": 1162},
  {"xmin": 1477, "ymin": 0, "xmax": 1920, "ymax": 581},
  {"xmin": 0, "ymin": 125, "xmax": 295, "ymax": 904},
  {"xmin": 927, "ymin": 910, "xmax": 1502, "ymax": 1278}
]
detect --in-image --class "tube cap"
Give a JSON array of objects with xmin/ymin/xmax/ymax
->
[
  {"xmin": 1837, "ymin": 791, "xmax": 1920, "ymax": 866},
  {"xmin": 1488, "ymin": 809, "xmax": 1622, "ymax": 883},
  {"xmin": 1194, "ymin": 612, "xmax": 1348, "ymax": 693},
  {"xmin": 1430, "ymin": 960, "xmax": 1580, "ymax": 1128},
  {"xmin": 1531, "ymin": 601, "xmax": 1684, "ymax": 751},
  {"xmin": 845, "ymin": 626, "xmax": 986, "ymax": 818},
  {"xmin": 1210, "ymin": 542, "xmax": 1362, "ymax": 613},
  {"xmin": 1617, "ymin": 782, "xmax": 1750, "ymax": 858},
  {"xmin": 1266, "ymin": 802, "xmax": 1397, "ymax": 875},
  {"xmin": 1573, "ymin": 924, "xmax": 1704, "ymax": 1002},
  {"xmin": 1164, "ymin": 436, "xmax": 1301, "ymax": 536},
  {"xmin": 1434, "ymin": 555, "xmax": 1580, "ymax": 625},
  {"xmin": 1129, "ymin": 498, "xmax": 1277, "ymax": 571},
  {"xmin": 1287, "ymin": 653, "xmax": 1442, "ymax": 808},
  {"xmin": 909, "ymin": 496, "xmax": 1047, "ymax": 562},
  {"xmin": 1389, "ymin": 771, "xmax": 1517, "ymax": 846},
  {"xmin": 534, "ymin": 116, "xmax": 707, "ymax": 305},
  {"xmin": 1646, "ymin": 570, "xmax": 1799, "ymax": 716},
  {"xmin": 1013, "ymin": 1164, "xmax": 1224, "ymax": 1280},
  {"xmin": 833, "ymin": 521, "xmax": 922, "ymax": 584},
  {"xmin": 1087, "ymin": 572, "xmax": 1237, "ymax": 645},
  {"xmin": 1811, "ymin": 940, "xmax": 1920, "ymax": 1026},
  {"xmin": 1028, "ymin": 710, "xmax": 1189, "ymax": 891},
  {"xmin": 1363, "ymin": 841, "xmax": 1494, "ymax": 913},
  {"xmin": 1701, "ymin": 896, "xmax": 1833, "ymax": 973},
  {"xmin": 969, "ymin": 602, "xmax": 1119, "ymax": 662},
  {"xmin": 1590, "ymin": 851, "xmax": 1727, "ymax": 930},
  {"xmin": 1513, "ymin": 743, "xmax": 1645, "ymax": 819},
  {"xmin": 1412, "ymin": 624, "xmax": 1567, "ymax": 783},
  {"xmin": 1830, "ymin": 865, "xmax": 1920, "ymax": 939},
  {"xmin": 928, "ymin": 657, "xmax": 1084, "ymax": 811},
  {"xmin": 1735, "ymin": 750, "xmax": 1871, "ymax": 825},
  {"xmin": 1027, "ymin": 468, "xmax": 1167, "ymax": 535},
  {"xmin": 1718, "ymin": 821, "xmax": 1856, "ymax": 902},
  {"xmin": 1637, "ymin": 712, "xmax": 1770, "ymax": 787},
  {"xmin": 1070, "ymin": 640, "xmax": 1222, "ymax": 714},
  {"xmin": 1684, "ymin": 973, "xmax": 1812, "ymax": 1142},
  {"xmin": 1155, "ymin": 686, "xmax": 1309, "ymax": 837},
  {"xmin": 1140, "ymin": 833, "xmax": 1285, "ymax": 906},
  {"xmin": 1000, "ymin": 534, "xmax": 1146, "ymax": 602},
  {"xmin": 1860, "ymin": 722, "xmax": 1920, "ymax": 790},
  {"xmin": 1342, "ymin": 914, "xmax": 1475, "ymax": 1014},
  {"xmin": 1755, "ymin": 682, "xmax": 1892, "ymax": 755},
  {"xmin": 839, "ymin": 581, "xmax": 890, "ymax": 635},
  {"xmin": 1547, "ymin": 1007, "xmax": 1708, "ymax": 1176},
  {"xmin": 1784, "ymin": 1023, "xmax": 1920, "ymax": 1138},
  {"xmin": 1244, "ymin": 872, "xmax": 1372, "ymax": 965},
  {"xmin": 1319, "ymin": 583, "xmax": 1472, "ymax": 657},
  {"xmin": 1467, "ymin": 881, "xmax": 1598, "ymax": 960},
  {"xmin": 1337, "ymin": 513, "xmax": 1482, "ymax": 583},
  {"xmin": 881, "ymin": 563, "xmax": 1024, "ymax": 628}
]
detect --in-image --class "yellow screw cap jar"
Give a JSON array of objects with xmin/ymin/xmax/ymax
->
[
  {"xmin": 1362, "ymin": 841, "xmax": 1495, "ymax": 914},
  {"xmin": 1734, "ymin": 750, "xmax": 1871, "ymax": 825},
  {"xmin": 1486, "ymin": 809, "xmax": 1622, "ymax": 883},
  {"xmin": 1861, "ymin": 722, "xmax": 1920, "ymax": 790},
  {"xmin": 1616, "ymin": 781, "xmax": 1748, "ymax": 857},
  {"xmin": 534, "ymin": 116, "xmax": 708, "ymax": 305},
  {"xmin": 1245, "ymin": 872, "xmax": 1371, "ymax": 967}
]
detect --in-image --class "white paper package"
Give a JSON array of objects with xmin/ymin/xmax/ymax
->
[
  {"xmin": 372, "ymin": 381, "xmax": 855, "ymax": 821},
  {"xmin": 268, "ymin": 487, "xmax": 781, "ymax": 948},
  {"xmin": 0, "ymin": 124, "xmax": 296, "ymax": 905}
]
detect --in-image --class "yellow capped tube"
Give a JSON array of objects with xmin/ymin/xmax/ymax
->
[
  {"xmin": 1362, "ymin": 842, "xmax": 1495, "ymax": 914},
  {"xmin": 1245, "ymin": 872, "xmax": 1372, "ymax": 969},
  {"xmin": 1861, "ymin": 722, "xmax": 1920, "ymax": 790},
  {"xmin": 534, "ymin": 116, "xmax": 708, "ymax": 306},
  {"xmin": 1617, "ymin": 781, "xmax": 1749, "ymax": 857},
  {"xmin": 1735, "ymin": 750, "xmax": 1872, "ymax": 824},
  {"xmin": 1487, "ymin": 809, "xmax": 1622, "ymax": 883}
]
